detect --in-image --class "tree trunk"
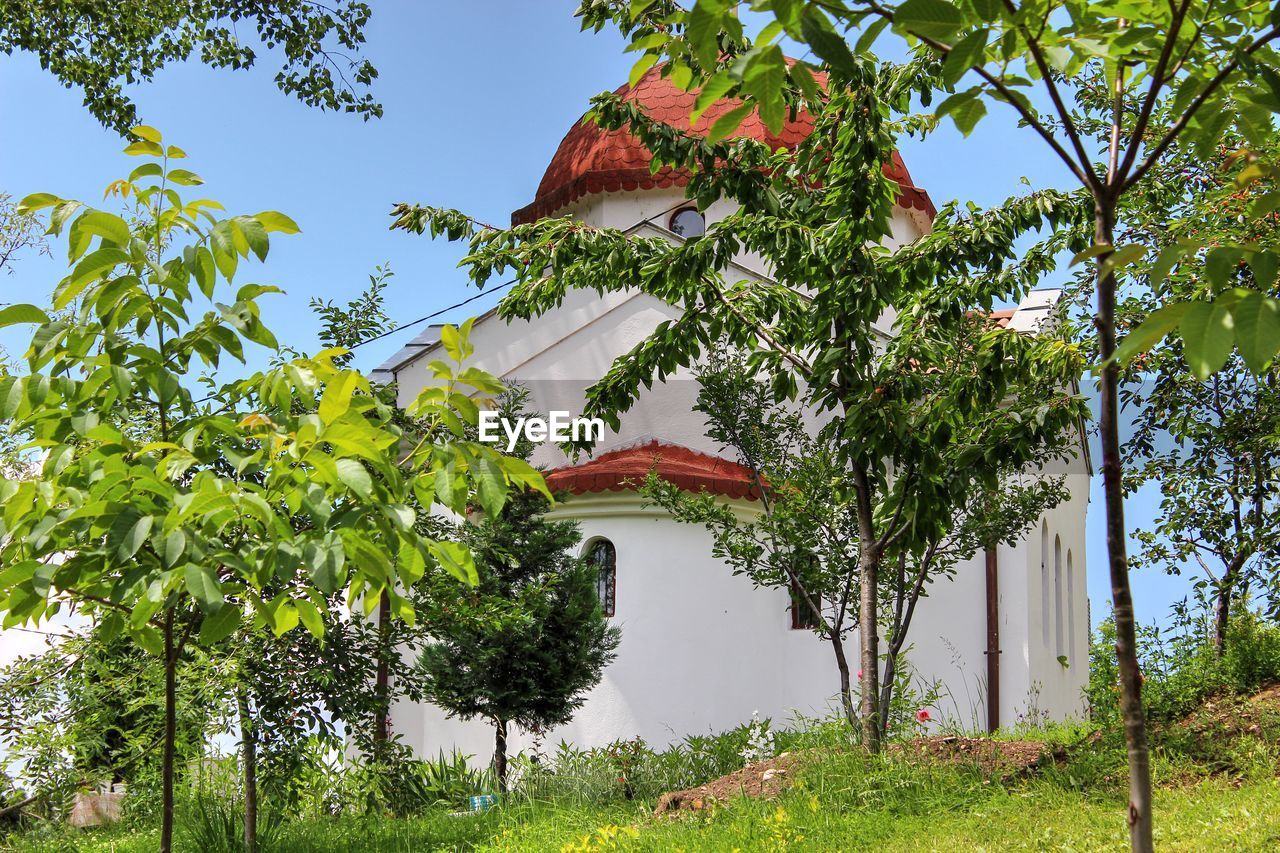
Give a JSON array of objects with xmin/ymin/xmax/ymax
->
[
  {"xmin": 1213, "ymin": 554, "xmax": 1247, "ymax": 657},
  {"xmin": 829, "ymin": 632, "xmax": 856, "ymax": 729},
  {"xmin": 1095, "ymin": 205, "xmax": 1154, "ymax": 853},
  {"xmin": 237, "ymin": 686, "xmax": 258, "ymax": 853},
  {"xmin": 160, "ymin": 614, "xmax": 177, "ymax": 853},
  {"xmin": 493, "ymin": 718, "xmax": 508, "ymax": 793},
  {"xmin": 858, "ymin": 549, "xmax": 881, "ymax": 752},
  {"xmin": 878, "ymin": 645, "xmax": 900, "ymax": 736},
  {"xmin": 878, "ymin": 552, "xmax": 930, "ymax": 735},
  {"xmin": 373, "ymin": 592, "xmax": 392, "ymax": 763}
]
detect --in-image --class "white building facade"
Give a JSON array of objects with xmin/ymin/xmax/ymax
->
[{"xmin": 376, "ymin": 66, "xmax": 1090, "ymax": 762}]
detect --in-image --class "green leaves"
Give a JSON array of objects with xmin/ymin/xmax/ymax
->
[
  {"xmin": 942, "ymin": 29, "xmax": 988, "ymax": 86},
  {"xmin": 254, "ymin": 211, "xmax": 300, "ymax": 234},
  {"xmin": 430, "ymin": 539, "xmax": 478, "ymax": 586},
  {"xmin": 335, "ymin": 458, "xmax": 373, "ymax": 499},
  {"xmin": 184, "ymin": 564, "xmax": 224, "ymax": 614},
  {"xmin": 1179, "ymin": 300, "xmax": 1235, "ymax": 380},
  {"xmin": 1116, "ymin": 291, "xmax": 1280, "ymax": 379},
  {"xmin": 893, "ymin": 0, "xmax": 965, "ymax": 42},
  {"xmin": 111, "ymin": 513, "xmax": 153, "ymax": 561},
  {"xmin": 0, "ymin": 304, "xmax": 50, "ymax": 328},
  {"xmin": 1112, "ymin": 303, "xmax": 1189, "ymax": 368},
  {"xmin": 305, "ymin": 535, "xmax": 347, "ymax": 596},
  {"xmin": 936, "ymin": 89, "xmax": 987, "ymax": 136},
  {"xmin": 799, "ymin": 10, "xmax": 858, "ymax": 75},
  {"xmin": 318, "ymin": 370, "xmax": 360, "ymax": 423},
  {"xmin": 739, "ymin": 44, "xmax": 788, "ymax": 132},
  {"xmin": 689, "ymin": 71, "xmax": 737, "ymax": 124},
  {"xmin": 72, "ymin": 210, "xmax": 131, "ymax": 247},
  {"xmin": 200, "ymin": 605, "xmax": 241, "ymax": 645},
  {"xmin": 709, "ymin": 103, "xmax": 754, "ymax": 142},
  {"xmin": 1231, "ymin": 291, "xmax": 1280, "ymax": 373}
]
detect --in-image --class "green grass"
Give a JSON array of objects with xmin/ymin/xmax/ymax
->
[
  {"xmin": 6, "ymin": 763, "xmax": 1279, "ymax": 852},
  {"xmin": 7, "ymin": 698, "xmax": 1280, "ymax": 852}
]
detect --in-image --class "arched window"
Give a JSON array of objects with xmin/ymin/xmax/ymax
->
[
  {"xmin": 586, "ymin": 538, "xmax": 616, "ymax": 617},
  {"xmin": 1054, "ymin": 535, "xmax": 1064, "ymax": 659},
  {"xmin": 1067, "ymin": 549, "xmax": 1076, "ymax": 662},
  {"xmin": 669, "ymin": 207, "xmax": 706, "ymax": 239},
  {"xmin": 1041, "ymin": 523, "xmax": 1050, "ymax": 646}
]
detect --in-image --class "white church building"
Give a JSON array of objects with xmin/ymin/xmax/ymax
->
[{"xmin": 375, "ymin": 66, "xmax": 1091, "ymax": 760}]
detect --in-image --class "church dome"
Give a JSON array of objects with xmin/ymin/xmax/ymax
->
[{"xmin": 511, "ymin": 63, "xmax": 935, "ymax": 225}]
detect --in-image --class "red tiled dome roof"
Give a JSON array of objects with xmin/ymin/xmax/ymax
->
[
  {"xmin": 545, "ymin": 440, "xmax": 762, "ymax": 501},
  {"xmin": 512, "ymin": 64, "xmax": 935, "ymax": 225}
]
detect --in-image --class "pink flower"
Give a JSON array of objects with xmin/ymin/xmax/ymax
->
[
  {"xmin": 915, "ymin": 709, "xmax": 932, "ymax": 723},
  {"xmin": 856, "ymin": 669, "xmax": 863, "ymax": 679}
]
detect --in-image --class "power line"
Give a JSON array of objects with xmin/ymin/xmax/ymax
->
[
  {"xmin": 358, "ymin": 198, "xmax": 695, "ymax": 353},
  {"xmin": 349, "ymin": 279, "xmax": 516, "ymax": 350}
]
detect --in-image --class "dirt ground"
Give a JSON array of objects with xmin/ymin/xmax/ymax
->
[
  {"xmin": 653, "ymin": 752, "xmax": 802, "ymax": 815},
  {"xmin": 653, "ymin": 736, "xmax": 1054, "ymax": 815},
  {"xmin": 889, "ymin": 735, "xmax": 1055, "ymax": 776}
]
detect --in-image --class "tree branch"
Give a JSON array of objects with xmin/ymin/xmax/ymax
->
[
  {"xmin": 1116, "ymin": 0, "xmax": 1192, "ymax": 181},
  {"xmin": 1127, "ymin": 25, "xmax": 1280, "ymax": 188},
  {"xmin": 864, "ymin": 2, "xmax": 1099, "ymax": 191}
]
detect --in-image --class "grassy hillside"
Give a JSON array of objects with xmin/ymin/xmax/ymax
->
[{"xmin": 6, "ymin": 685, "xmax": 1280, "ymax": 852}]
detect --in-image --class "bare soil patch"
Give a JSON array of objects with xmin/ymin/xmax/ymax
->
[
  {"xmin": 891, "ymin": 735, "xmax": 1056, "ymax": 777},
  {"xmin": 653, "ymin": 736, "xmax": 1055, "ymax": 816},
  {"xmin": 653, "ymin": 752, "xmax": 802, "ymax": 816}
]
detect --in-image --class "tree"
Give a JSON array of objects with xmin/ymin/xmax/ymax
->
[
  {"xmin": 641, "ymin": 350, "xmax": 865, "ymax": 728},
  {"xmin": 0, "ymin": 1, "xmax": 381, "ymax": 133},
  {"xmin": 392, "ymin": 59, "xmax": 1086, "ymax": 753},
  {"xmin": 416, "ymin": 389, "xmax": 621, "ymax": 791},
  {"xmin": 645, "ymin": 338, "xmax": 1071, "ymax": 735},
  {"xmin": 0, "ymin": 623, "xmax": 225, "ymax": 818},
  {"xmin": 1107, "ymin": 126, "xmax": 1280, "ymax": 657},
  {"xmin": 0, "ymin": 128, "xmax": 545, "ymax": 851},
  {"xmin": 1, "ymin": 191, "xmax": 49, "ymax": 276},
  {"xmin": 567, "ymin": 3, "xmax": 1280, "ymax": 845}
]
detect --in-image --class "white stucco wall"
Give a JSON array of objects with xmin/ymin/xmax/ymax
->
[{"xmin": 383, "ymin": 183, "xmax": 1091, "ymax": 760}]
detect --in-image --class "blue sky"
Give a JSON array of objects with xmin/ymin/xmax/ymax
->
[{"xmin": 0, "ymin": 2, "xmax": 1185, "ymax": 626}]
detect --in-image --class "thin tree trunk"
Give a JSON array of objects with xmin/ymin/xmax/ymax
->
[
  {"xmin": 160, "ymin": 613, "xmax": 177, "ymax": 853},
  {"xmin": 1213, "ymin": 554, "xmax": 1247, "ymax": 656},
  {"xmin": 493, "ymin": 718, "xmax": 508, "ymax": 793},
  {"xmin": 373, "ymin": 592, "xmax": 392, "ymax": 763},
  {"xmin": 829, "ymin": 632, "xmax": 856, "ymax": 728},
  {"xmin": 858, "ymin": 548, "xmax": 881, "ymax": 751},
  {"xmin": 237, "ymin": 686, "xmax": 258, "ymax": 853},
  {"xmin": 1095, "ymin": 204, "xmax": 1154, "ymax": 852},
  {"xmin": 878, "ymin": 551, "xmax": 931, "ymax": 734}
]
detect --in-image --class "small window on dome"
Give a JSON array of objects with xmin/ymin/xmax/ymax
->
[{"xmin": 669, "ymin": 207, "xmax": 706, "ymax": 239}]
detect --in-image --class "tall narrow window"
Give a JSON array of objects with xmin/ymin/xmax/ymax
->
[
  {"xmin": 1054, "ymin": 535, "xmax": 1064, "ymax": 659},
  {"xmin": 586, "ymin": 538, "xmax": 616, "ymax": 617},
  {"xmin": 1067, "ymin": 550, "xmax": 1076, "ymax": 662},
  {"xmin": 1041, "ymin": 522, "xmax": 1050, "ymax": 646},
  {"xmin": 789, "ymin": 577, "xmax": 821, "ymax": 630}
]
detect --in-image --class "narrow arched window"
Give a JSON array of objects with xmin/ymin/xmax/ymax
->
[
  {"xmin": 1067, "ymin": 550, "xmax": 1076, "ymax": 662},
  {"xmin": 1041, "ymin": 522, "xmax": 1051, "ymax": 646},
  {"xmin": 1054, "ymin": 535, "xmax": 1064, "ymax": 659},
  {"xmin": 586, "ymin": 538, "xmax": 616, "ymax": 617},
  {"xmin": 788, "ymin": 553, "xmax": 821, "ymax": 630},
  {"xmin": 669, "ymin": 207, "xmax": 705, "ymax": 239}
]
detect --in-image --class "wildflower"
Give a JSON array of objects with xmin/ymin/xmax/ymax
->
[
  {"xmin": 857, "ymin": 669, "xmax": 863, "ymax": 679},
  {"xmin": 915, "ymin": 709, "xmax": 932, "ymax": 723}
]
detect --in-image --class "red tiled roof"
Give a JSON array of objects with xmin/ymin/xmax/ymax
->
[
  {"xmin": 545, "ymin": 440, "xmax": 762, "ymax": 501},
  {"xmin": 988, "ymin": 309, "xmax": 1016, "ymax": 329},
  {"xmin": 512, "ymin": 64, "xmax": 936, "ymax": 225}
]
